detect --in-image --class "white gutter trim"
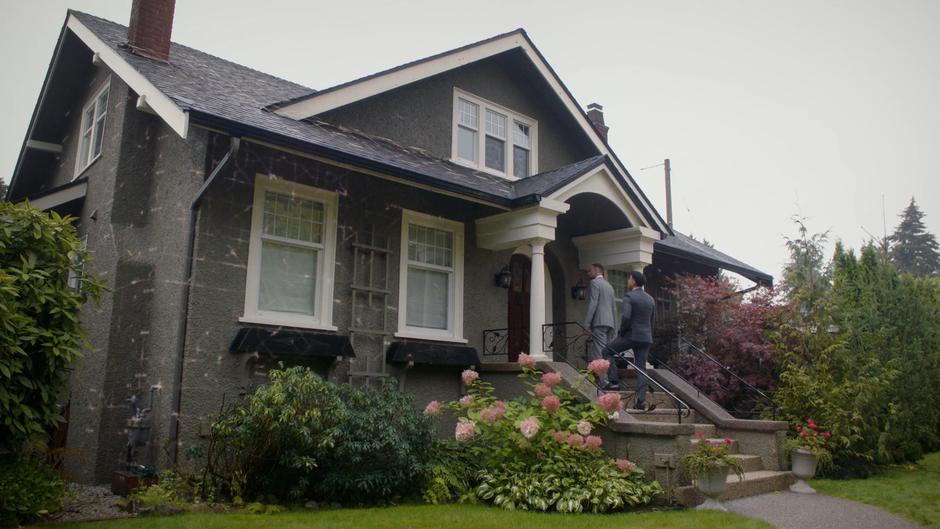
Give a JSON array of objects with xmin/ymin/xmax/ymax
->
[
  {"xmin": 27, "ymin": 181, "xmax": 88, "ymax": 211},
  {"xmin": 66, "ymin": 14, "xmax": 189, "ymax": 139}
]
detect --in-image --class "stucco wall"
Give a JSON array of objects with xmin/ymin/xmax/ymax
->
[{"xmin": 319, "ymin": 51, "xmax": 597, "ymax": 175}]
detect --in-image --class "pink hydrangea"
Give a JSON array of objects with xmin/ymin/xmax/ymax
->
[
  {"xmin": 616, "ymin": 458, "xmax": 637, "ymax": 473},
  {"xmin": 551, "ymin": 430, "xmax": 568, "ymax": 443},
  {"xmin": 461, "ymin": 369, "xmax": 479, "ymax": 386},
  {"xmin": 542, "ymin": 395, "xmax": 561, "ymax": 414},
  {"xmin": 584, "ymin": 435, "xmax": 603, "ymax": 450},
  {"xmin": 480, "ymin": 404, "xmax": 505, "ymax": 424},
  {"xmin": 459, "ymin": 394, "xmax": 475, "ymax": 408},
  {"xmin": 493, "ymin": 400, "xmax": 506, "ymax": 410},
  {"xmin": 587, "ymin": 359, "xmax": 610, "ymax": 377},
  {"xmin": 518, "ymin": 417, "xmax": 540, "ymax": 439},
  {"xmin": 534, "ymin": 384, "xmax": 552, "ymax": 398},
  {"xmin": 577, "ymin": 420, "xmax": 592, "ymax": 436},
  {"xmin": 566, "ymin": 433, "xmax": 585, "ymax": 448},
  {"xmin": 541, "ymin": 372, "xmax": 562, "ymax": 387},
  {"xmin": 517, "ymin": 352, "xmax": 537, "ymax": 368},
  {"xmin": 597, "ymin": 392, "xmax": 622, "ymax": 413},
  {"xmin": 423, "ymin": 400, "xmax": 442, "ymax": 417},
  {"xmin": 455, "ymin": 419, "xmax": 476, "ymax": 441}
]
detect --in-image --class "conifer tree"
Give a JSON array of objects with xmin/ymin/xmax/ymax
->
[{"xmin": 889, "ymin": 198, "xmax": 939, "ymax": 276}]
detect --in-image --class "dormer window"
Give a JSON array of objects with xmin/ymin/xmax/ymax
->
[{"xmin": 452, "ymin": 89, "xmax": 537, "ymax": 179}]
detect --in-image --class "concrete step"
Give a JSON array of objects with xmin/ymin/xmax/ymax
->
[
  {"xmin": 693, "ymin": 423, "xmax": 717, "ymax": 437},
  {"xmin": 731, "ymin": 454, "xmax": 765, "ymax": 473},
  {"xmin": 677, "ymin": 470, "xmax": 795, "ymax": 506},
  {"xmin": 617, "ymin": 390, "xmax": 683, "ymax": 408},
  {"xmin": 626, "ymin": 407, "xmax": 703, "ymax": 424},
  {"xmin": 691, "ymin": 438, "xmax": 739, "ymax": 454}
]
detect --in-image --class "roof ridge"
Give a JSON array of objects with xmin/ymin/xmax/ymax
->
[{"xmin": 69, "ymin": 10, "xmax": 316, "ymax": 96}]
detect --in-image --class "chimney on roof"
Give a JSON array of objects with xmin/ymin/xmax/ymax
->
[
  {"xmin": 127, "ymin": 0, "xmax": 176, "ymax": 62},
  {"xmin": 586, "ymin": 103, "xmax": 609, "ymax": 142}
]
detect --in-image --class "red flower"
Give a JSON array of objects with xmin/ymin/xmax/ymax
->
[
  {"xmin": 795, "ymin": 425, "xmax": 802, "ymax": 432},
  {"xmin": 724, "ymin": 437, "xmax": 733, "ymax": 445},
  {"xmin": 808, "ymin": 423, "xmax": 817, "ymax": 430},
  {"xmin": 800, "ymin": 430, "xmax": 808, "ymax": 437},
  {"xmin": 696, "ymin": 431, "xmax": 706, "ymax": 438},
  {"xmin": 823, "ymin": 431, "xmax": 831, "ymax": 438}
]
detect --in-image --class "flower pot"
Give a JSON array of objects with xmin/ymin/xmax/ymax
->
[
  {"xmin": 694, "ymin": 464, "xmax": 730, "ymax": 511},
  {"xmin": 789, "ymin": 448, "xmax": 818, "ymax": 493}
]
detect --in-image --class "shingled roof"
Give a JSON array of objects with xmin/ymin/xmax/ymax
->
[{"xmin": 655, "ymin": 231, "xmax": 774, "ymax": 286}]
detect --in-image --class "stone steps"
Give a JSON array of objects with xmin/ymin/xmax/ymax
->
[
  {"xmin": 625, "ymin": 407, "xmax": 704, "ymax": 424},
  {"xmin": 677, "ymin": 470, "xmax": 795, "ymax": 505},
  {"xmin": 692, "ymin": 437, "xmax": 739, "ymax": 454},
  {"xmin": 731, "ymin": 454, "xmax": 765, "ymax": 473}
]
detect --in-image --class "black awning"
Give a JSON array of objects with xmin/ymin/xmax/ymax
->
[
  {"xmin": 229, "ymin": 326, "xmax": 354, "ymax": 357},
  {"xmin": 654, "ymin": 231, "xmax": 774, "ymax": 287},
  {"xmin": 386, "ymin": 341, "xmax": 480, "ymax": 367}
]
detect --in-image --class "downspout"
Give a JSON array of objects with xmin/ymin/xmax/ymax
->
[{"xmin": 168, "ymin": 136, "xmax": 240, "ymax": 464}]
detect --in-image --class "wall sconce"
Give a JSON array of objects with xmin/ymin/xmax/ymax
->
[
  {"xmin": 571, "ymin": 279, "xmax": 587, "ymax": 300},
  {"xmin": 494, "ymin": 266, "xmax": 512, "ymax": 288}
]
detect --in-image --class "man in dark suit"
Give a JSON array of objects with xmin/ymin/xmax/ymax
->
[{"xmin": 608, "ymin": 270, "xmax": 656, "ymax": 409}]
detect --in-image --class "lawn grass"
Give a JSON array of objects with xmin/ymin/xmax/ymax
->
[
  {"xmin": 46, "ymin": 503, "xmax": 772, "ymax": 529},
  {"xmin": 812, "ymin": 451, "xmax": 940, "ymax": 529}
]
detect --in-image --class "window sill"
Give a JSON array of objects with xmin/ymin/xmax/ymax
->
[
  {"xmin": 72, "ymin": 154, "xmax": 102, "ymax": 181},
  {"xmin": 449, "ymin": 157, "xmax": 522, "ymax": 181},
  {"xmin": 394, "ymin": 331, "xmax": 469, "ymax": 344},
  {"xmin": 238, "ymin": 315, "xmax": 338, "ymax": 333}
]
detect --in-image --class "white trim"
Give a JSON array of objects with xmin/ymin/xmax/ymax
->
[
  {"xmin": 475, "ymin": 201, "xmax": 569, "ymax": 251},
  {"xmin": 396, "ymin": 209, "xmax": 465, "ymax": 342},
  {"xmin": 548, "ymin": 164, "xmax": 645, "ymax": 228},
  {"xmin": 450, "ymin": 88, "xmax": 538, "ymax": 180},
  {"xmin": 241, "ymin": 173, "xmax": 339, "ymax": 330},
  {"xmin": 271, "ymin": 30, "xmax": 667, "ymax": 232},
  {"xmin": 27, "ymin": 181, "xmax": 88, "ymax": 211},
  {"xmin": 66, "ymin": 15, "xmax": 189, "ymax": 139},
  {"xmin": 571, "ymin": 226, "xmax": 660, "ymax": 270},
  {"xmin": 73, "ymin": 77, "xmax": 111, "ymax": 179},
  {"xmin": 26, "ymin": 140, "xmax": 63, "ymax": 154}
]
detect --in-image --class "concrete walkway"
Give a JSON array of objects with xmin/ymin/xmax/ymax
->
[{"xmin": 726, "ymin": 491, "xmax": 921, "ymax": 529}]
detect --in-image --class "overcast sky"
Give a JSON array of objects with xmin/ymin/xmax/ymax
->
[{"xmin": 2, "ymin": 0, "xmax": 938, "ymax": 282}]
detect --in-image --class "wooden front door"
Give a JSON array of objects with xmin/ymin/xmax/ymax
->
[{"xmin": 507, "ymin": 254, "xmax": 530, "ymax": 361}]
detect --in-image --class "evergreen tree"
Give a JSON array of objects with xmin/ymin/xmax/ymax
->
[
  {"xmin": 889, "ymin": 198, "xmax": 939, "ymax": 276},
  {"xmin": 780, "ymin": 216, "xmax": 831, "ymax": 319}
]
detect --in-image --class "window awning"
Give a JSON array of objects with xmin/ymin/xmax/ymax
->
[
  {"xmin": 229, "ymin": 326, "xmax": 354, "ymax": 357},
  {"xmin": 386, "ymin": 341, "xmax": 480, "ymax": 367}
]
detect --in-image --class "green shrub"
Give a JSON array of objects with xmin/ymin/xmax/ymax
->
[
  {"xmin": 0, "ymin": 452, "xmax": 65, "ymax": 526},
  {"xmin": 128, "ymin": 470, "xmax": 194, "ymax": 510},
  {"xmin": 200, "ymin": 366, "xmax": 346, "ymax": 501},
  {"xmin": 0, "ymin": 202, "xmax": 103, "ymax": 449},
  {"xmin": 313, "ymin": 381, "xmax": 434, "ymax": 503},
  {"xmin": 423, "ymin": 361, "xmax": 663, "ymax": 512}
]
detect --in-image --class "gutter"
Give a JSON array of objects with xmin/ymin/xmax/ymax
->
[{"xmin": 168, "ymin": 135, "xmax": 241, "ymax": 464}]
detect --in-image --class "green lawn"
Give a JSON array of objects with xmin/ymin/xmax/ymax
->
[
  {"xmin": 812, "ymin": 452, "xmax": 940, "ymax": 529},
  {"xmin": 47, "ymin": 504, "xmax": 772, "ymax": 529}
]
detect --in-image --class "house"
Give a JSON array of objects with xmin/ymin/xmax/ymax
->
[{"xmin": 6, "ymin": 0, "xmax": 780, "ymax": 495}]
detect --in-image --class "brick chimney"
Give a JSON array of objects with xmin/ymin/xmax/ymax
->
[
  {"xmin": 127, "ymin": 0, "xmax": 176, "ymax": 62},
  {"xmin": 586, "ymin": 103, "xmax": 609, "ymax": 142}
]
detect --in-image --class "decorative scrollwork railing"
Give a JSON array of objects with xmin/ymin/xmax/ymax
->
[{"xmin": 482, "ymin": 327, "xmax": 527, "ymax": 357}]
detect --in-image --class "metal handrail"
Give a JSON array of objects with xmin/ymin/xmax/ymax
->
[
  {"xmin": 675, "ymin": 336, "xmax": 777, "ymax": 419},
  {"xmin": 481, "ymin": 327, "xmax": 528, "ymax": 357},
  {"xmin": 544, "ymin": 321, "xmax": 692, "ymax": 424}
]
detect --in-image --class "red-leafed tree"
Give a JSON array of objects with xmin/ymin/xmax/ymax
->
[{"xmin": 670, "ymin": 275, "xmax": 789, "ymax": 417}]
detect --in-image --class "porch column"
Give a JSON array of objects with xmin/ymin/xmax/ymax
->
[{"xmin": 529, "ymin": 238, "xmax": 549, "ymax": 361}]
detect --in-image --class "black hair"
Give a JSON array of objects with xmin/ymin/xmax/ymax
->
[
  {"xmin": 630, "ymin": 270, "xmax": 646, "ymax": 287},
  {"xmin": 591, "ymin": 263, "xmax": 605, "ymax": 274}
]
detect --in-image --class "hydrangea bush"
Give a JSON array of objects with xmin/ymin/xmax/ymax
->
[{"xmin": 423, "ymin": 354, "xmax": 662, "ymax": 512}]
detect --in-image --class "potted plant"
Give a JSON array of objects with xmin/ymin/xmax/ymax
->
[
  {"xmin": 785, "ymin": 418, "xmax": 832, "ymax": 493},
  {"xmin": 680, "ymin": 433, "xmax": 744, "ymax": 511}
]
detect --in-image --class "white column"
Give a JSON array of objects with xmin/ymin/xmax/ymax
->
[{"xmin": 529, "ymin": 239, "xmax": 550, "ymax": 360}]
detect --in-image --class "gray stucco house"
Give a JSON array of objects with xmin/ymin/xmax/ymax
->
[{"xmin": 7, "ymin": 1, "xmax": 776, "ymax": 489}]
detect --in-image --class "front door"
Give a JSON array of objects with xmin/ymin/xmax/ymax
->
[{"xmin": 507, "ymin": 254, "xmax": 530, "ymax": 361}]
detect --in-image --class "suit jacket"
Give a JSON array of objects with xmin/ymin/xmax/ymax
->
[
  {"xmin": 584, "ymin": 276, "xmax": 616, "ymax": 329},
  {"xmin": 618, "ymin": 287, "xmax": 656, "ymax": 344}
]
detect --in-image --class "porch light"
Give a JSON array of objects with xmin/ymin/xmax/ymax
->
[
  {"xmin": 494, "ymin": 266, "xmax": 512, "ymax": 288},
  {"xmin": 571, "ymin": 280, "xmax": 587, "ymax": 300}
]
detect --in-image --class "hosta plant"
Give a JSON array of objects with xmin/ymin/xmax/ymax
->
[{"xmin": 423, "ymin": 354, "xmax": 663, "ymax": 512}]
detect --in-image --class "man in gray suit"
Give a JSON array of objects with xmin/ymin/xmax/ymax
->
[
  {"xmin": 608, "ymin": 270, "xmax": 656, "ymax": 408},
  {"xmin": 583, "ymin": 263, "xmax": 616, "ymax": 388}
]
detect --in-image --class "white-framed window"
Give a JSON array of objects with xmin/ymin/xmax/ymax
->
[
  {"xmin": 451, "ymin": 89, "xmax": 537, "ymax": 180},
  {"xmin": 74, "ymin": 78, "xmax": 111, "ymax": 178},
  {"xmin": 608, "ymin": 269, "xmax": 629, "ymax": 319},
  {"xmin": 240, "ymin": 174, "xmax": 339, "ymax": 331},
  {"xmin": 396, "ymin": 209, "xmax": 466, "ymax": 342}
]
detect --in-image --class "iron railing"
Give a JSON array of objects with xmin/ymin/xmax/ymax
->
[
  {"xmin": 542, "ymin": 321, "xmax": 692, "ymax": 423},
  {"xmin": 482, "ymin": 327, "xmax": 527, "ymax": 357}
]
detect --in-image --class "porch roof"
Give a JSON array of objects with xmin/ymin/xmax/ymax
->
[{"xmin": 655, "ymin": 231, "xmax": 774, "ymax": 287}]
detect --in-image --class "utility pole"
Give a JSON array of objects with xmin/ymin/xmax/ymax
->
[{"xmin": 664, "ymin": 158, "xmax": 673, "ymax": 228}]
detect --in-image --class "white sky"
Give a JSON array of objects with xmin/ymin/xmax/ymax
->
[{"xmin": 2, "ymin": 0, "xmax": 938, "ymax": 281}]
